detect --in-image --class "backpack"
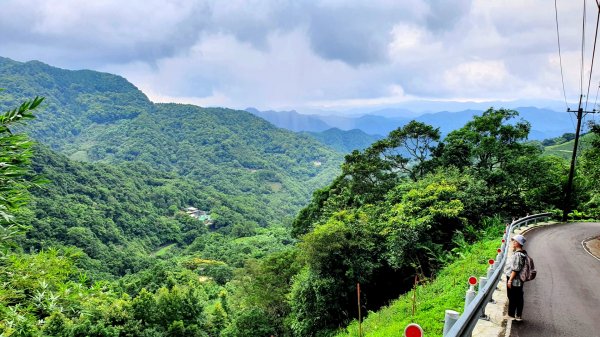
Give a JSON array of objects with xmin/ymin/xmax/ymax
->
[{"xmin": 518, "ymin": 251, "xmax": 537, "ymax": 282}]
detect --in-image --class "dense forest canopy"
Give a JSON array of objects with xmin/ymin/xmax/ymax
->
[{"xmin": 1, "ymin": 58, "xmax": 599, "ymax": 337}]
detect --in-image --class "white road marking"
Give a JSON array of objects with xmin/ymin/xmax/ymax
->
[{"xmin": 581, "ymin": 236, "xmax": 600, "ymax": 262}]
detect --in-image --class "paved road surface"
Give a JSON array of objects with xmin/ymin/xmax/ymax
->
[{"xmin": 510, "ymin": 222, "xmax": 600, "ymax": 337}]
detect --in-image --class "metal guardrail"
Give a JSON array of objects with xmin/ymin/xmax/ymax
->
[{"xmin": 443, "ymin": 213, "xmax": 552, "ymax": 337}]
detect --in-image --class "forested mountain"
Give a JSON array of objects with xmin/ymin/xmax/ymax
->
[
  {"xmin": 0, "ymin": 59, "xmax": 342, "ymax": 336},
  {"xmin": 21, "ymin": 145, "xmax": 292, "ymax": 279},
  {"xmin": 0, "ymin": 57, "xmax": 343, "ymax": 230},
  {"xmin": 302, "ymin": 128, "xmax": 383, "ymax": 153},
  {"xmin": 0, "ymin": 57, "xmax": 153, "ymax": 150}
]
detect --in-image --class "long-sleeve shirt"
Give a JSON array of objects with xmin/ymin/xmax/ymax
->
[{"xmin": 504, "ymin": 250, "xmax": 525, "ymax": 287}]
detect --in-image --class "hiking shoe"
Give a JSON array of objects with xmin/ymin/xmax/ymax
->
[{"xmin": 515, "ymin": 316, "xmax": 523, "ymax": 322}]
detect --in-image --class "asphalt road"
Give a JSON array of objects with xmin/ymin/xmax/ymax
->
[{"xmin": 510, "ymin": 222, "xmax": 600, "ymax": 337}]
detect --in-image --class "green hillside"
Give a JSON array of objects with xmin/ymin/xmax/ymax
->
[
  {"xmin": 23, "ymin": 146, "xmax": 294, "ymax": 278},
  {"xmin": 0, "ymin": 60, "xmax": 343, "ymax": 336},
  {"xmin": 0, "ymin": 57, "xmax": 343, "ymax": 229},
  {"xmin": 544, "ymin": 133, "xmax": 594, "ymax": 159},
  {"xmin": 0, "ymin": 57, "xmax": 153, "ymax": 150}
]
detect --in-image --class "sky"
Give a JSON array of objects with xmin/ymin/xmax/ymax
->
[{"xmin": 0, "ymin": 0, "xmax": 596, "ymax": 114}]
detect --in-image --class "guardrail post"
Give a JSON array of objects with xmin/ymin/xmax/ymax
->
[
  {"xmin": 479, "ymin": 277, "xmax": 487, "ymax": 292},
  {"xmin": 465, "ymin": 286, "xmax": 476, "ymax": 311},
  {"xmin": 443, "ymin": 310, "xmax": 460, "ymax": 336},
  {"xmin": 486, "ymin": 258, "xmax": 495, "ymax": 279}
]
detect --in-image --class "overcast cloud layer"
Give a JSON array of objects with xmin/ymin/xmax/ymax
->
[{"xmin": 0, "ymin": 0, "xmax": 595, "ymax": 112}]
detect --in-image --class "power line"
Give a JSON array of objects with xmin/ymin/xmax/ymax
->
[
  {"xmin": 561, "ymin": 0, "xmax": 600, "ymax": 222},
  {"xmin": 555, "ymin": 0, "xmax": 571, "ymax": 110},
  {"xmin": 585, "ymin": 0, "xmax": 600, "ymax": 111}
]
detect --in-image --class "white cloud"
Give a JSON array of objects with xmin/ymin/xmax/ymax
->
[
  {"xmin": 0, "ymin": 0, "xmax": 596, "ymax": 111},
  {"xmin": 443, "ymin": 61, "xmax": 510, "ymax": 95}
]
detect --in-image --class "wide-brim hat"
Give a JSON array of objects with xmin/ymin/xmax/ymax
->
[{"xmin": 511, "ymin": 234, "xmax": 526, "ymax": 246}]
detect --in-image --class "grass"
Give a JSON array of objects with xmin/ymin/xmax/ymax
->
[
  {"xmin": 69, "ymin": 150, "xmax": 89, "ymax": 162},
  {"xmin": 151, "ymin": 243, "xmax": 177, "ymax": 257},
  {"xmin": 335, "ymin": 236, "xmax": 501, "ymax": 337},
  {"xmin": 544, "ymin": 133, "xmax": 594, "ymax": 159},
  {"xmin": 267, "ymin": 182, "xmax": 283, "ymax": 192}
]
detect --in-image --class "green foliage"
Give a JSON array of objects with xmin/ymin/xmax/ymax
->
[
  {"xmin": 288, "ymin": 170, "xmax": 487, "ymax": 336},
  {"xmin": 292, "ymin": 121, "xmax": 439, "ymax": 238},
  {"xmin": 221, "ymin": 307, "xmax": 275, "ymax": 337},
  {"xmin": 1, "ymin": 57, "xmax": 342, "ymax": 257},
  {"xmin": 436, "ymin": 108, "xmax": 562, "ymax": 215},
  {"xmin": 0, "ymin": 95, "xmax": 43, "ymax": 250},
  {"xmin": 438, "ymin": 108, "xmax": 531, "ymax": 173},
  {"xmin": 336, "ymin": 236, "xmax": 500, "ymax": 337},
  {"xmin": 226, "ymin": 249, "xmax": 300, "ymax": 337},
  {"xmin": 380, "ymin": 120, "xmax": 440, "ymax": 181},
  {"xmin": 290, "ymin": 108, "xmax": 567, "ymax": 335},
  {"xmin": 544, "ymin": 133, "xmax": 594, "ymax": 159},
  {"xmin": 541, "ymin": 132, "xmax": 576, "ymax": 146},
  {"xmin": 0, "ymin": 57, "xmax": 153, "ymax": 149},
  {"xmin": 578, "ymin": 123, "xmax": 600, "ymax": 216}
]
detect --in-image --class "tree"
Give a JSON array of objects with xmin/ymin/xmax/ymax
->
[
  {"xmin": 380, "ymin": 121, "xmax": 440, "ymax": 181},
  {"xmin": 0, "ymin": 96, "xmax": 43, "ymax": 251},
  {"xmin": 292, "ymin": 121, "xmax": 440, "ymax": 237},
  {"xmin": 579, "ymin": 123, "xmax": 600, "ymax": 215},
  {"xmin": 435, "ymin": 108, "xmax": 545, "ymax": 214},
  {"xmin": 439, "ymin": 108, "xmax": 530, "ymax": 175}
]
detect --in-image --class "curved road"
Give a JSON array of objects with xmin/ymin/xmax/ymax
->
[{"xmin": 510, "ymin": 222, "xmax": 600, "ymax": 337}]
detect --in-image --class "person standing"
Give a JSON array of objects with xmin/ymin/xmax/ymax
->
[{"xmin": 504, "ymin": 234, "xmax": 527, "ymax": 321}]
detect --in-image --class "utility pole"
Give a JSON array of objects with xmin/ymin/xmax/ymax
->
[{"xmin": 562, "ymin": 94, "xmax": 598, "ymax": 221}]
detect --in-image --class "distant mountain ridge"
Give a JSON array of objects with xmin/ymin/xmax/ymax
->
[
  {"xmin": 301, "ymin": 128, "xmax": 383, "ymax": 153},
  {"xmin": 245, "ymin": 107, "xmax": 331, "ymax": 132},
  {"xmin": 247, "ymin": 106, "xmax": 576, "ymax": 140}
]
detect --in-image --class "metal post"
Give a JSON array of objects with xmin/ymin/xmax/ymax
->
[
  {"xmin": 465, "ymin": 286, "xmax": 476, "ymax": 311},
  {"xmin": 479, "ymin": 277, "xmax": 488, "ymax": 291},
  {"xmin": 443, "ymin": 310, "xmax": 460, "ymax": 336},
  {"xmin": 357, "ymin": 283, "xmax": 362, "ymax": 337}
]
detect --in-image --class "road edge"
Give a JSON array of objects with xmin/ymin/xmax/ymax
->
[{"xmin": 582, "ymin": 235, "xmax": 600, "ymax": 262}]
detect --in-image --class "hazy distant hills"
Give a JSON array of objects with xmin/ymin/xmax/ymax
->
[
  {"xmin": 248, "ymin": 106, "xmax": 577, "ymax": 141},
  {"xmin": 301, "ymin": 128, "xmax": 383, "ymax": 153},
  {"xmin": 245, "ymin": 107, "xmax": 331, "ymax": 132}
]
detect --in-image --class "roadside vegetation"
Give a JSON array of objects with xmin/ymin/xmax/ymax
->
[{"xmin": 337, "ymin": 227, "xmax": 501, "ymax": 337}]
